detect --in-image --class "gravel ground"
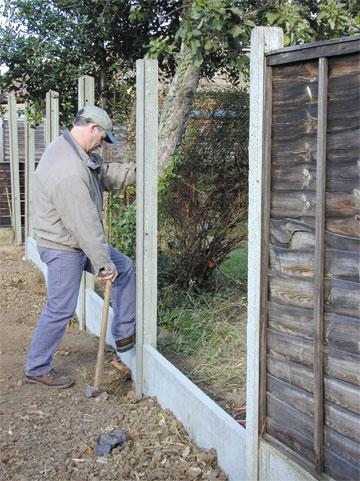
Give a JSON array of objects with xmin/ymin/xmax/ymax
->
[{"xmin": 0, "ymin": 245, "xmax": 227, "ymax": 481}]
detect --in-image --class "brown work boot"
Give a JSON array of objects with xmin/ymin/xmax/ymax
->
[
  {"xmin": 24, "ymin": 369, "xmax": 75, "ymax": 389},
  {"xmin": 115, "ymin": 333, "xmax": 136, "ymax": 353}
]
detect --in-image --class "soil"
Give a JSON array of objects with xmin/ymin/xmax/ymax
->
[{"xmin": 0, "ymin": 245, "xmax": 227, "ymax": 481}]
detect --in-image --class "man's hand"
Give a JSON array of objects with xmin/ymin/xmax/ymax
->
[{"xmin": 98, "ymin": 266, "xmax": 118, "ymax": 283}]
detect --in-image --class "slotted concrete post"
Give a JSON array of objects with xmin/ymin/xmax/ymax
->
[
  {"xmin": 77, "ymin": 75, "xmax": 96, "ymax": 331},
  {"xmin": 246, "ymin": 27, "xmax": 284, "ymax": 481},
  {"xmin": 78, "ymin": 75, "xmax": 95, "ymax": 110},
  {"xmin": 135, "ymin": 59, "xmax": 158, "ymax": 399},
  {"xmin": 24, "ymin": 106, "xmax": 36, "ymax": 243},
  {"xmin": 8, "ymin": 93, "xmax": 22, "ymax": 244},
  {"xmin": 45, "ymin": 90, "xmax": 59, "ymax": 147}
]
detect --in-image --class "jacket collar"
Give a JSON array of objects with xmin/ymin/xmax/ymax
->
[{"xmin": 63, "ymin": 129, "xmax": 101, "ymax": 170}]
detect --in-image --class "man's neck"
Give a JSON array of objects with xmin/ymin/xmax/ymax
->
[{"xmin": 70, "ymin": 127, "xmax": 89, "ymax": 152}]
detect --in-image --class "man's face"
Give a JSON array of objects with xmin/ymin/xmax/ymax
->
[{"xmin": 88, "ymin": 124, "xmax": 107, "ymax": 152}]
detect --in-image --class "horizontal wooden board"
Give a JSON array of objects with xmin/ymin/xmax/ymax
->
[
  {"xmin": 325, "ymin": 312, "xmax": 360, "ymax": 355},
  {"xmin": 324, "ymin": 447, "xmax": 360, "ymax": 481},
  {"xmin": 267, "ymin": 374, "xmax": 314, "ymax": 417},
  {"xmin": 269, "ymin": 245, "xmax": 359, "ymax": 280},
  {"xmin": 267, "ymin": 398, "xmax": 314, "ymax": 441},
  {"xmin": 267, "ymin": 355, "xmax": 314, "ymax": 393},
  {"xmin": 266, "ymin": 417, "xmax": 315, "ymax": 465},
  {"xmin": 325, "ymin": 402, "xmax": 360, "ymax": 444},
  {"xmin": 267, "ymin": 372, "xmax": 359, "ymax": 419},
  {"xmin": 324, "ymin": 426, "xmax": 360, "ymax": 468},
  {"xmin": 268, "ymin": 273, "xmax": 360, "ymax": 317},
  {"xmin": 272, "ymin": 61, "xmax": 318, "ymax": 81},
  {"xmin": 328, "ymin": 52, "xmax": 360, "ymax": 78},
  {"xmin": 268, "ymin": 303, "xmax": 360, "ymax": 355},
  {"xmin": 268, "ymin": 302, "xmax": 314, "ymax": 339},
  {"xmin": 325, "ymin": 346, "xmax": 360, "ymax": 387},
  {"xmin": 271, "ymin": 191, "xmax": 359, "ymax": 219},
  {"xmin": 268, "ymin": 329, "xmax": 360, "ymax": 385},
  {"xmin": 325, "ymin": 377, "xmax": 360, "ymax": 415},
  {"xmin": 267, "ymin": 38, "xmax": 360, "ymax": 65},
  {"xmin": 271, "ymin": 158, "xmax": 360, "ymax": 193}
]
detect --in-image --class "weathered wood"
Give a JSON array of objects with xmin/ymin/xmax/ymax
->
[
  {"xmin": 325, "ymin": 402, "xmax": 360, "ymax": 444},
  {"xmin": 267, "ymin": 374, "xmax": 314, "ymax": 417},
  {"xmin": 271, "ymin": 159, "xmax": 359, "ymax": 193},
  {"xmin": 269, "ymin": 272, "xmax": 359, "ymax": 317},
  {"xmin": 268, "ymin": 302, "xmax": 314, "ymax": 339},
  {"xmin": 268, "ymin": 304, "xmax": 360, "ymax": 354},
  {"xmin": 325, "ymin": 312, "xmax": 360, "ymax": 355},
  {"xmin": 267, "ymin": 36, "xmax": 360, "ymax": 65},
  {"xmin": 325, "ymin": 346, "xmax": 360, "ymax": 387},
  {"xmin": 269, "ymin": 245, "xmax": 359, "ymax": 280},
  {"xmin": 267, "ymin": 393, "xmax": 314, "ymax": 462},
  {"xmin": 259, "ymin": 64, "xmax": 273, "ymax": 434},
  {"xmin": 324, "ymin": 447, "xmax": 360, "ymax": 481},
  {"xmin": 267, "ymin": 355, "xmax": 314, "ymax": 393},
  {"xmin": 268, "ymin": 329, "xmax": 360, "ymax": 385},
  {"xmin": 314, "ymin": 56, "xmax": 327, "ymax": 472},
  {"xmin": 268, "ymin": 329, "xmax": 313, "ymax": 368},
  {"xmin": 271, "ymin": 191, "xmax": 359, "ymax": 219},
  {"xmin": 271, "ymin": 217, "xmax": 359, "ymax": 248},
  {"xmin": 325, "ymin": 377, "xmax": 360, "ymax": 415},
  {"xmin": 267, "ymin": 368, "xmax": 360, "ymax": 420},
  {"xmin": 328, "ymin": 52, "xmax": 360, "ymax": 77},
  {"xmin": 324, "ymin": 426, "xmax": 360, "ymax": 468},
  {"xmin": 266, "ymin": 418, "xmax": 315, "ymax": 465}
]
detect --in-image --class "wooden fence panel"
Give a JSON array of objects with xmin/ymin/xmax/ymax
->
[{"xmin": 261, "ymin": 38, "xmax": 360, "ymax": 480}]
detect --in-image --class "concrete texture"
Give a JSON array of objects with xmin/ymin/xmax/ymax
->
[
  {"xmin": 259, "ymin": 442, "xmax": 320, "ymax": 481},
  {"xmin": 143, "ymin": 345, "xmax": 246, "ymax": 481},
  {"xmin": 246, "ymin": 27, "xmax": 284, "ymax": 481}
]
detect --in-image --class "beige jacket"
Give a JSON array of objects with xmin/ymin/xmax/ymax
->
[{"xmin": 32, "ymin": 129, "xmax": 135, "ymax": 274}]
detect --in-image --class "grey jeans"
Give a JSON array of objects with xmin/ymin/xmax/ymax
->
[{"xmin": 25, "ymin": 245, "xmax": 135, "ymax": 376}]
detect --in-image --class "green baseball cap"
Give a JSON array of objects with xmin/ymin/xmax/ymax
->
[{"xmin": 78, "ymin": 105, "xmax": 116, "ymax": 144}]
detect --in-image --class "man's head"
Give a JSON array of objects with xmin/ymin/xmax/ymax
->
[{"xmin": 71, "ymin": 105, "xmax": 116, "ymax": 152}]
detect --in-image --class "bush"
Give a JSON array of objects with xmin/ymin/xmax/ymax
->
[{"xmin": 158, "ymin": 86, "xmax": 249, "ymax": 289}]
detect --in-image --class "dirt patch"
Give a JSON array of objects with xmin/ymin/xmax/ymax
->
[{"xmin": 0, "ymin": 246, "xmax": 227, "ymax": 481}]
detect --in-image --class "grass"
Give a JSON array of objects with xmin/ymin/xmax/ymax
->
[{"xmin": 157, "ymin": 242, "xmax": 248, "ymax": 413}]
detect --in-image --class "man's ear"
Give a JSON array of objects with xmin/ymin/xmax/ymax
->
[{"xmin": 89, "ymin": 123, "xmax": 98, "ymax": 133}]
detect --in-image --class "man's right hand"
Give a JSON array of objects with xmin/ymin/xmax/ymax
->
[{"xmin": 98, "ymin": 266, "xmax": 118, "ymax": 283}]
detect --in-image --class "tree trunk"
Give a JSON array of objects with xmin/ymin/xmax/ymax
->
[{"xmin": 158, "ymin": 41, "xmax": 200, "ymax": 172}]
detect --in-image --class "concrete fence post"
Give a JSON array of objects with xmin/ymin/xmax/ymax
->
[
  {"xmin": 77, "ymin": 75, "xmax": 96, "ymax": 331},
  {"xmin": 0, "ymin": 115, "xmax": 4, "ymax": 163},
  {"xmin": 246, "ymin": 26, "xmax": 283, "ymax": 481},
  {"xmin": 24, "ymin": 107, "xmax": 36, "ymax": 243},
  {"xmin": 8, "ymin": 93, "xmax": 22, "ymax": 244},
  {"xmin": 45, "ymin": 90, "xmax": 59, "ymax": 147},
  {"xmin": 135, "ymin": 59, "xmax": 158, "ymax": 399},
  {"xmin": 78, "ymin": 75, "xmax": 95, "ymax": 110}
]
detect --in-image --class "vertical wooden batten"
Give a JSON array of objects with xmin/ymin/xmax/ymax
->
[
  {"xmin": 314, "ymin": 57, "xmax": 328, "ymax": 474},
  {"xmin": 259, "ymin": 64, "xmax": 273, "ymax": 432}
]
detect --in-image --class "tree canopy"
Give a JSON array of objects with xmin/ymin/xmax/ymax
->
[{"xmin": 1, "ymin": 0, "xmax": 359, "ymax": 121}]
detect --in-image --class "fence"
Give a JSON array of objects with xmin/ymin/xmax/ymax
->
[
  {"xmin": 4, "ymin": 32, "xmax": 360, "ymax": 481},
  {"xmin": 247, "ymin": 29, "xmax": 360, "ymax": 481}
]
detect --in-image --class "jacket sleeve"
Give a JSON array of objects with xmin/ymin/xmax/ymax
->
[
  {"xmin": 52, "ymin": 175, "xmax": 115, "ymax": 275},
  {"xmin": 100, "ymin": 162, "xmax": 136, "ymax": 192}
]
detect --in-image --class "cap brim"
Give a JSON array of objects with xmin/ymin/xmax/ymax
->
[{"xmin": 105, "ymin": 131, "xmax": 116, "ymax": 144}]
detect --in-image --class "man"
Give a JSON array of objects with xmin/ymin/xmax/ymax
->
[{"xmin": 25, "ymin": 105, "xmax": 136, "ymax": 389}]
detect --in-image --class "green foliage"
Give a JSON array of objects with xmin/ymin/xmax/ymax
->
[
  {"xmin": 158, "ymin": 87, "xmax": 249, "ymax": 289},
  {"xmin": 109, "ymin": 195, "xmax": 136, "ymax": 260},
  {"xmin": 266, "ymin": 0, "xmax": 359, "ymax": 46}
]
